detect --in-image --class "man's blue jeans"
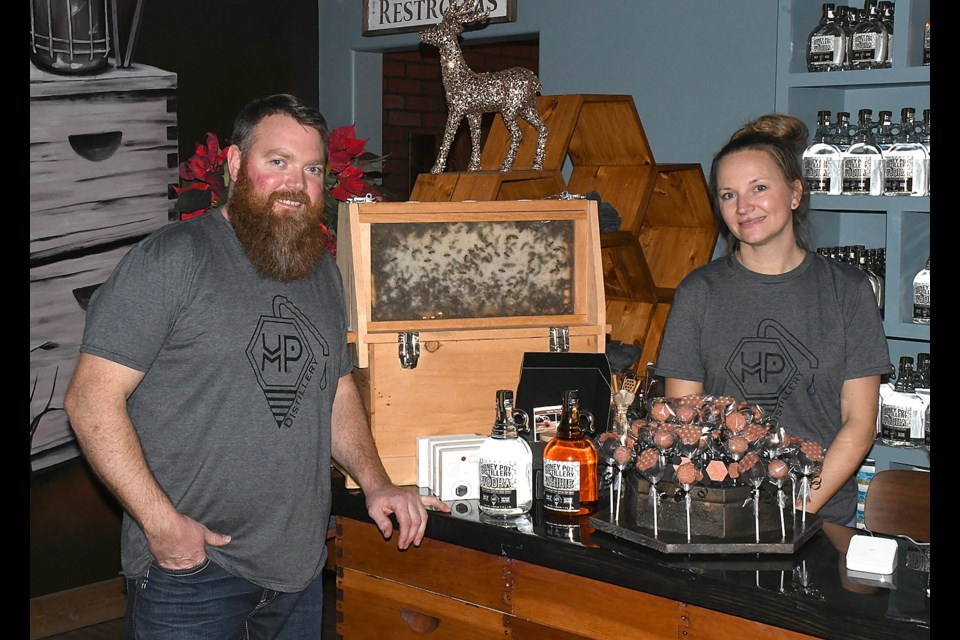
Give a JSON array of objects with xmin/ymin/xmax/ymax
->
[{"xmin": 123, "ymin": 558, "xmax": 325, "ymax": 639}]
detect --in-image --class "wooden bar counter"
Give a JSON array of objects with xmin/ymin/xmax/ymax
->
[{"xmin": 331, "ymin": 470, "xmax": 930, "ymax": 640}]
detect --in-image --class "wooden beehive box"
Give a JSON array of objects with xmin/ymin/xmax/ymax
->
[
  {"xmin": 416, "ymin": 94, "xmax": 717, "ymax": 377},
  {"xmin": 336, "ymin": 199, "xmax": 608, "ymax": 487}
]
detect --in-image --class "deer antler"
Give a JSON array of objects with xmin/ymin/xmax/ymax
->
[{"xmin": 444, "ymin": 0, "xmax": 490, "ymax": 24}]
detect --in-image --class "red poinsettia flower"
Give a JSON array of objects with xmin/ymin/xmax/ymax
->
[
  {"xmin": 179, "ymin": 132, "xmax": 228, "ymax": 202},
  {"xmin": 327, "ymin": 124, "xmax": 368, "ymax": 173},
  {"xmin": 330, "ymin": 164, "xmax": 370, "ymax": 201}
]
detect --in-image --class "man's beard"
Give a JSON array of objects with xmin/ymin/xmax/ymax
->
[{"xmin": 226, "ymin": 166, "xmax": 328, "ymax": 282}]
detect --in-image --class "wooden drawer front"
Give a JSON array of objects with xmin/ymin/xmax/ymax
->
[
  {"xmin": 511, "ymin": 561, "xmax": 817, "ymax": 640},
  {"xmin": 30, "ymin": 90, "xmax": 176, "ymax": 258},
  {"xmin": 508, "ymin": 618, "xmax": 595, "ymax": 639},
  {"xmin": 361, "ymin": 333, "xmax": 602, "ymax": 487},
  {"xmin": 30, "ymin": 244, "xmax": 133, "ymax": 455},
  {"xmin": 336, "ymin": 517, "xmax": 509, "ymax": 613},
  {"xmin": 338, "ymin": 567, "xmax": 505, "ymax": 639}
]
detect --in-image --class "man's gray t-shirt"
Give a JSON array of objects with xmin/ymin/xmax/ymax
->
[
  {"xmin": 654, "ymin": 252, "xmax": 890, "ymax": 524},
  {"xmin": 81, "ymin": 209, "xmax": 352, "ymax": 592}
]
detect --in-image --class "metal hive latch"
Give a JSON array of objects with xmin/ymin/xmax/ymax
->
[
  {"xmin": 398, "ymin": 331, "xmax": 421, "ymax": 369},
  {"xmin": 549, "ymin": 327, "xmax": 570, "ymax": 353}
]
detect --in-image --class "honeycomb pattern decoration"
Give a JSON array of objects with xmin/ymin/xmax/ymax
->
[{"xmin": 410, "ymin": 94, "xmax": 718, "ymax": 373}]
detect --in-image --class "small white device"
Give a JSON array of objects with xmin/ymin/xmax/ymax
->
[
  {"xmin": 437, "ymin": 447, "xmax": 481, "ymax": 500},
  {"xmin": 846, "ymin": 534, "xmax": 898, "ymax": 575},
  {"xmin": 415, "ymin": 433, "xmax": 484, "ymax": 487},
  {"xmin": 433, "ymin": 443, "xmax": 483, "ymax": 500}
]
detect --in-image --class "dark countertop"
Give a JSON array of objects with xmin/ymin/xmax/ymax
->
[{"xmin": 331, "ymin": 471, "xmax": 930, "ymax": 640}]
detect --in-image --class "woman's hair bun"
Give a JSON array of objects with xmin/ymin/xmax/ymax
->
[{"xmin": 731, "ymin": 113, "xmax": 808, "ymax": 155}]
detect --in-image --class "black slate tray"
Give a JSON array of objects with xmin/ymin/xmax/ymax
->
[{"xmin": 590, "ymin": 505, "xmax": 822, "ymax": 554}]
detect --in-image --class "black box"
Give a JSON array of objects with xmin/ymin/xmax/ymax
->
[{"xmin": 515, "ymin": 352, "xmax": 612, "ymax": 499}]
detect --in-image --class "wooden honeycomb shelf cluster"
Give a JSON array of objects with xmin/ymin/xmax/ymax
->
[{"xmin": 410, "ymin": 94, "xmax": 718, "ymax": 373}]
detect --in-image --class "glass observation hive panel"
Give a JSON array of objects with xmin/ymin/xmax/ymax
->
[{"xmin": 370, "ymin": 220, "xmax": 575, "ymax": 321}]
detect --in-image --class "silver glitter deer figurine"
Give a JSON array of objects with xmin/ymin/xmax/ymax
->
[{"xmin": 419, "ymin": 0, "xmax": 547, "ymax": 174}]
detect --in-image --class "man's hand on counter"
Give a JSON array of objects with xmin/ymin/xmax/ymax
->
[{"xmin": 364, "ymin": 484, "xmax": 452, "ymax": 549}]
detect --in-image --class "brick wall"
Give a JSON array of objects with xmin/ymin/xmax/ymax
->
[{"xmin": 381, "ymin": 37, "xmax": 540, "ymax": 201}]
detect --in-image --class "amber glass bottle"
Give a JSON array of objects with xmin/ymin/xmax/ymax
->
[{"xmin": 542, "ymin": 389, "xmax": 598, "ymax": 515}]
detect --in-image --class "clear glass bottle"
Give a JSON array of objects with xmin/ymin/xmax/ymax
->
[
  {"xmin": 883, "ymin": 107, "xmax": 928, "ymax": 196},
  {"xmin": 807, "ymin": 3, "xmax": 846, "ymax": 72},
  {"xmin": 478, "ymin": 389, "xmax": 533, "ymax": 517},
  {"xmin": 878, "ymin": 0, "xmax": 895, "ymax": 67},
  {"xmin": 842, "ymin": 109, "xmax": 884, "ymax": 195},
  {"xmin": 804, "ymin": 110, "xmax": 843, "ymax": 195},
  {"xmin": 850, "ymin": 1, "xmax": 888, "ymax": 69},
  {"xmin": 857, "ymin": 246, "xmax": 884, "ymax": 316},
  {"xmin": 834, "ymin": 111, "xmax": 854, "ymax": 152},
  {"xmin": 919, "ymin": 108, "xmax": 930, "ymax": 194},
  {"xmin": 543, "ymin": 389, "xmax": 598, "ymax": 516},
  {"xmin": 868, "ymin": 248, "xmax": 886, "ymax": 318},
  {"xmin": 912, "ymin": 257, "xmax": 930, "ymax": 324},
  {"xmin": 914, "ymin": 352, "xmax": 930, "ymax": 409},
  {"xmin": 880, "ymin": 357, "xmax": 925, "ymax": 447},
  {"xmin": 842, "ymin": 7, "xmax": 861, "ymax": 70},
  {"xmin": 923, "ymin": 18, "xmax": 930, "ymax": 66},
  {"xmin": 874, "ymin": 110, "xmax": 897, "ymax": 152},
  {"xmin": 876, "ymin": 362, "xmax": 896, "ymax": 437}
]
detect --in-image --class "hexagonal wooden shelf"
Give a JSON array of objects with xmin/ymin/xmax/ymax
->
[{"xmin": 410, "ymin": 94, "xmax": 717, "ymax": 375}]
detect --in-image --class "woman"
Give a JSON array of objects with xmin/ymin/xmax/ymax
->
[{"xmin": 653, "ymin": 114, "xmax": 890, "ymax": 524}]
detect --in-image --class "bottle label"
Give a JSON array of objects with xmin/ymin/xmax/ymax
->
[
  {"xmin": 913, "ymin": 278, "xmax": 930, "ymax": 322},
  {"xmin": 851, "ymin": 32, "xmax": 879, "ymax": 61},
  {"xmin": 881, "ymin": 398, "xmax": 924, "ymax": 441},
  {"xmin": 884, "ymin": 154, "xmax": 926, "ymax": 195},
  {"xmin": 808, "ymin": 35, "xmax": 843, "ymax": 69},
  {"xmin": 842, "ymin": 157, "xmax": 876, "ymax": 193},
  {"xmin": 479, "ymin": 459, "xmax": 518, "ymax": 510},
  {"xmin": 803, "ymin": 157, "xmax": 836, "ymax": 192},
  {"xmin": 543, "ymin": 459, "xmax": 581, "ymax": 512},
  {"xmin": 810, "ymin": 35, "xmax": 837, "ymax": 55}
]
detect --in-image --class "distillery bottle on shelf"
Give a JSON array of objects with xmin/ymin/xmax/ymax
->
[
  {"xmin": 478, "ymin": 389, "xmax": 533, "ymax": 517},
  {"xmin": 883, "ymin": 107, "xmax": 928, "ymax": 197},
  {"xmin": 876, "ymin": 362, "xmax": 896, "ymax": 438},
  {"xmin": 850, "ymin": 0, "xmax": 888, "ymax": 69},
  {"xmin": 807, "ymin": 3, "xmax": 846, "ymax": 72},
  {"xmin": 842, "ymin": 109, "xmax": 884, "ymax": 195},
  {"xmin": 923, "ymin": 19, "xmax": 930, "ymax": 66},
  {"xmin": 914, "ymin": 352, "xmax": 930, "ymax": 409},
  {"xmin": 878, "ymin": 0, "xmax": 895, "ymax": 67},
  {"xmin": 857, "ymin": 247, "xmax": 884, "ymax": 317},
  {"xmin": 841, "ymin": 6, "xmax": 860, "ymax": 70},
  {"xmin": 874, "ymin": 110, "xmax": 897, "ymax": 153},
  {"xmin": 803, "ymin": 110, "xmax": 843, "ymax": 195},
  {"xmin": 880, "ymin": 357, "xmax": 925, "ymax": 447},
  {"xmin": 835, "ymin": 111, "xmax": 854, "ymax": 152},
  {"xmin": 912, "ymin": 257, "xmax": 930, "ymax": 324},
  {"xmin": 919, "ymin": 108, "xmax": 930, "ymax": 194},
  {"xmin": 542, "ymin": 389, "xmax": 598, "ymax": 516}
]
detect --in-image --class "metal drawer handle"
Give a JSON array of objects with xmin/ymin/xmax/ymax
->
[
  {"xmin": 398, "ymin": 607, "xmax": 441, "ymax": 633},
  {"xmin": 68, "ymin": 131, "xmax": 123, "ymax": 162}
]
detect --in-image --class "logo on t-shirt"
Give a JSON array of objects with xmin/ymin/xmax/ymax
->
[
  {"xmin": 245, "ymin": 295, "xmax": 330, "ymax": 428},
  {"xmin": 725, "ymin": 319, "xmax": 818, "ymax": 422}
]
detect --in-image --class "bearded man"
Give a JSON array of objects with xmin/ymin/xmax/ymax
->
[{"xmin": 64, "ymin": 94, "xmax": 447, "ymax": 640}]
